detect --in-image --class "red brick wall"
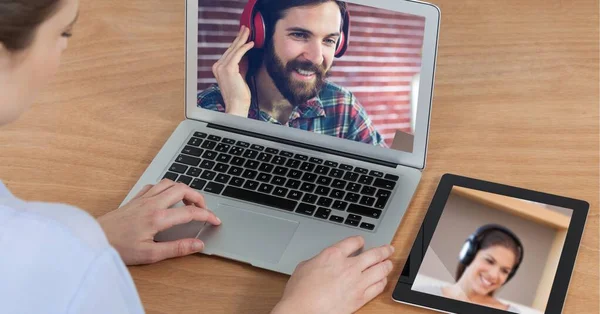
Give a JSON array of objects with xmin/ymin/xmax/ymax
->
[{"xmin": 197, "ymin": 1, "xmax": 425, "ymax": 146}]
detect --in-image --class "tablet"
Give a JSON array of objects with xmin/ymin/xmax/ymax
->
[{"xmin": 392, "ymin": 174, "xmax": 589, "ymax": 314}]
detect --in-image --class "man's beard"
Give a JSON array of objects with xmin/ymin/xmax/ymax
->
[{"xmin": 263, "ymin": 41, "xmax": 327, "ymax": 106}]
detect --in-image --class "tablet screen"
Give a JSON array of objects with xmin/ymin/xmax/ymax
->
[{"xmin": 411, "ymin": 186, "xmax": 573, "ymax": 314}]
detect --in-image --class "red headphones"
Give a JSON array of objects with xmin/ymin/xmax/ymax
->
[{"xmin": 239, "ymin": 0, "xmax": 350, "ymax": 58}]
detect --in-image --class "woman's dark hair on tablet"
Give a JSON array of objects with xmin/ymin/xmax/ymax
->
[{"xmin": 0, "ymin": 0, "xmax": 62, "ymax": 52}]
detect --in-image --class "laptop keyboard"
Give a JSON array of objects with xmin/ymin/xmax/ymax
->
[{"xmin": 162, "ymin": 131, "xmax": 399, "ymax": 232}]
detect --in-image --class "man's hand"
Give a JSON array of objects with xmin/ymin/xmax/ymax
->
[
  {"xmin": 272, "ymin": 236, "xmax": 395, "ymax": 314},
  {"xmin": 212, "ymin": 25, "xmax": 255, "ymax": 117},
  {"xmin": 98, "ymin": 179, "xmax": 221, "ymax": 265}
]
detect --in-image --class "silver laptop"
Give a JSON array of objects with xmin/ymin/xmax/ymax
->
[{"xmin": 120, "ymin": 0, "xmax": 440, "ymax": 275}]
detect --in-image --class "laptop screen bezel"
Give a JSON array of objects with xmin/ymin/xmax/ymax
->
[{"xmin": 185, "ymin": 0, "xmax": 440, "ymax": 170}]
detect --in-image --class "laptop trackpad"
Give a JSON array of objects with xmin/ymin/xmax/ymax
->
[{"xmin": 198, "ymin": 204, "xmax": 299, "ymax": 264}]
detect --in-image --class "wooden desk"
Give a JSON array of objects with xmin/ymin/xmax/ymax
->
[{"xmin": 0, "ymin": 0, "xmax": 597, "ymax": 313}]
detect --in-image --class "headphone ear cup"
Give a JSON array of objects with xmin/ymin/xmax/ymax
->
[
  {"xmin": 458, "ymin": 239, "xmax": 476, "ymax": 265},
  {"xmin": 335, "ymin": 32, "xmax": 345, "ymax": 57},
  {"xmin": 252, "ymin": 12, "xmax": 266, "ymax": 49}
]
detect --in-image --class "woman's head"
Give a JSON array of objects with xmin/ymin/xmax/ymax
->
[
  {"xmin": 456, "ymin": 228, "xmax": 523, "ymax": 296},
  {"xmin": 0, "ymin": 0, "xmax": 78, "ymax": 126}
]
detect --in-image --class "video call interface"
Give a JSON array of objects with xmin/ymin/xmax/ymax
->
[
  {"xmin": 197, "ymin": 1, "xmax": 426, "ymax": 152},
  {"xmin": 411, "ymin": 187, "xmax": 573, "ymax": 314}
]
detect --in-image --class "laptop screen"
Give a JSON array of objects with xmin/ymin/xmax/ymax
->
[{"xmin": 196, "ymin": 0, "xmax": 428, "ymax": 154}]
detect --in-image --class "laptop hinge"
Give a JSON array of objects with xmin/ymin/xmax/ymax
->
[{"xmin": 207, "ymin": 123, "xmax": 399, "ymax": 169}]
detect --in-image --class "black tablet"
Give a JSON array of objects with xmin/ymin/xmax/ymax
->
[{"xmin": 392, "ymin": 174, "xmax": 589, "ymax": 314}]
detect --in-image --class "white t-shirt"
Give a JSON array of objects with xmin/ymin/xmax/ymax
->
[{"xmin": 0, "ymin": 181, "xmax": 145, "ymax": 314}]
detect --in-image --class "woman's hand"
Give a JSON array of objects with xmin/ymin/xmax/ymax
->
[
  {"xmin": 98, "ymin": 179, "xmax": 221, "ymax": 265},
  {"xmin": 272, "ymin": 236, "xmax": 395, "ymax": 314}
]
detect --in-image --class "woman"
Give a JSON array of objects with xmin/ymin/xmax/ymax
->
[
  {"xmin": 0, "ymin": 0, "xmax": 393, "ymax": 313},
  {"xmin": 416, "ymin": 225, "xmax": 523, "ymax": 313}
]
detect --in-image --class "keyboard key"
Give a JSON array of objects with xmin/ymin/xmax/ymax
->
[
  {"xmin": 216, "ymin": 153, "xmax": 232, "ymax": 163},
  {"xmin": 257, "ymin": 153, "xmax": 272, "ymax": 163},
  {"xmin": 271, "ymin": 176, "xmax": 286, "ymax": 186},
  {"xmin": 280, "ymin": 151, "xmax": 294, "ymax": 157},
  {"xmin": 242, "ymin": 169, "xmax": 258, "ymax": 179},
  {"xmin": 358, "ymin": 175, "xmax": 374, "ymax": 185},
  {"xmin": 182, "ymin": 145, "xmax": 203, "ymax": 157},
  {"xmin": 186, "ymin": 167, "xmax": 202, "ymax": 177},
  {"xmin": 258, "ymin": 163, "xmax": 274, "ymax": 173},
  {"xmin": 317, "ymin": 197, "xmax": 333, "ymax": 207},
  {"xmin": 331, "ymin": 179, "xmax": 346, "ymax": 189},
  {"xmin": 359, "ymin": 196, "xmax": 376, "ymax": 207},
  {"xmin": 222, "ymin": 186, "xmax": 298, "ymax": 211},
  {"xmin": 377, "ymin": 190, "xmax": 391, "ymax": 198},
  {"xmin": 200, "ymin": 170, "xmax": 216, "ymax": 181},
  {"xmin": 193, "ymin": 132, "xmax": 207, "ymax": 138},
  {"xmin": 343, "ymin": 172, "xmax": 359, "ymax": 182},
  {"xmin": 330, "ymin": 189, "xmax": 345, "ymax": 199},
  {"xmin": 309, "ymin": 157, "xmax": 323, "ymax": 164},
  {"xmin": 176, "ymin": 154, "xmax": 201, "ymax": 167},
  {"xmin": 361, "ymin": 186, "xmax": 377, "ymax": 196},
  {"xmin": 200, "ymin": 140, "xmax": 217, "ymax": 150},
  {"xmin": 315, "ymin": 207, "xmax": 331, "ymax": 219},
  {"xmin": 347, "ymin": 214, "xmax": 362, "ymax": 221},
  {"xmin": 176, "ymin": 175, "xmax": 193, "ymax": 185},
  {"xmin": 369, "ymin": 170, "xmax": 384, "ymax": 178},
  {"xmin": 315, "ymin": 186, "xmax": 331, "ymax": 196},
  {"xmin": 373, "ymin": 178, "xmax": 396, "ymax": 190},
  {"xmin": 296, "ymin": 203, "xmax": 316, "ymax": 216},
  {"xmin": 273, "ymin": 166, "xmax": 288, "ymax": 176},
  {"xmin": 300, "ymin": 162, "xmax": 315, "ymax": 172},
  {"xmin": 215, "ymin": 143, "xmax": 230, "ymax": 153},
  {"xmin": 374, "ymin": 195, "xmax": 389, "ymax": 209},
  {"xmin": 204, "ymin": 182, "xmax": 225, "ymax": 194},
  {"xmin": 272, "ymin": 156, "xmax": 287, "ymax": 165},
  {"xmin": 315, "ymin": 165, "xmax": 330, "ymax": 175},
  {"xmin": 354, "ymin": 167, "xmax": 368, "ymax": 174},
  {"xmin": 214, "ymin": 163, "xmax": 229, "ymax": 173},
  {"xmin": 344, "ymin": 218, "xmax": 360, "ymax": 227},
  {"xmin": 169, "ymin": 163, "xmax": 188, "ymax": 174},
  {"xmin": 243, "ymin": 180, "xmax": 259, "ymax": 190},
  {"xmin": 221, "ymin": 138, "xmax": 236, "ymax": 144},
  {"xmin": 301, "ymin": 172, "xmax": 317, "ymax": 182},
  {"xmin": 344, "ymin": 192, "xmax": 360, "ymax": 203},
  {"xmin": 265, "ymin": 148, "xmax": 279, "ymax": 154},
  {"xmin": 287, "ymin": 170, "xmax": 303, "ymax": 179},
  {"xmin": 346, "ymin": 183, "xmax": 361, "ymax": 193},
  {"xmin": 347, "ymin": 204, "xmax": 382, "ymax": 219},
  {"xmin": 288, "ymin": 190, "xmax": 303, "ymax": 200},
  {"xmin": 285, "ymin": 159, "xmax": 301, "ymax": 169},
  {"xmin": 339, "ymin": 164, "xmax": 353, "ymax": 171},
  {"xmin": 285, "ymin": 179, "xmax": 301, "ymax": 189},
  {"xmin": 190, "ymin": 179, "xmax": 207, "ymax": 190},
  {"xmin": 332, "ymin": 200, "xmax": 348, "ymax": 211},
  {"xmin": 324, "ymin": 161, "xmax": 338, "ymax": 167},
  {"xmin": 199, "ymin": 160, "xmax": 215, "ymax": 170},
  {"xmin": 187, "ymin": 137, "xmax": 202, "ymax": 146},
  {"xmin": 227, "ymin": 166, "xmax": 243, "ymax": 176},
  {"xmin": 163, "ymin": 172, "xmax": 178, "ymax": 181},
  {"xmin": 329, "ymin": 169, "xmax": 344, "ymax": 178},
  {"xmin": 250, "ymin": 144, "xmax": 265, "ymax": 151},
  {"xmin": 236, "ymin": 141, "xmax": 250, "ymax": 148},
  {"xmin": 244, "ymin": 160, "xmax": 259, "ymax": 169},
  {"xmin": 300, "ymin": 182, "xmax": 316, "ymax": 193},
  {"xmin": 257, "ymin": 173, "xmax": 272, "ymax": 183},
  {"xmin": 273, "ymin": 187, "xmax": 288, "ymax": 197},
  {"xmin": 294, "ymin": 154, "xmax": 308, "ymax": 161},
  {"xmin": 243, "ymin": 149, "xmax": 259, "ymax": 159},
  {"xmin": 208, "ymin": 135, "xmax": 221, "ymax": 141},
  {"xmin": 202, "ymin": 151, "xmax": 218, "ymax": 160},
  {"xmin": 258, "ymin": 183, "xmax": 274, "ymax": 194},
  {"xmin": 360, "ymin": 222, "xmax": 375, "ymax": 230},
  {"xmin": 384, "ymin": 174, "xmax": 400, "ymax": 181},
  {"xmin": 329, "ymin": 215, "xmax": 344, "ymax": 223},
  {"xmin": 302, "ymin": 194, "xmax": 318, "ymax": 204},
  {"xmin": 215, "ymin": 173, "xmax": 231, "ymax": 184},
  {"xmin": 230, "ymin": 147, "xmax": 244, "ymax": 156},
  {"xmin": 229, "ymin": 177, "xmax": 245, "ymax": 187},
  {"xmin": 231, "ymin": 156, "xmax": 245, "ymax": 166},
  {"xmin": 317, "ymin": 176, "xmax": 332, "ymax": 186}
]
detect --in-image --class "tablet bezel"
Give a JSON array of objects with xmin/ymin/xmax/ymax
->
[{"xmin": 391, "ymin": 173, "xmax": 589, "ymax": 314}]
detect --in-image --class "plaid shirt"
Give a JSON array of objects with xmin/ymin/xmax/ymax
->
[{"xmin": 197, "ymin": 80, "xmax": 387, "ymax": 147}]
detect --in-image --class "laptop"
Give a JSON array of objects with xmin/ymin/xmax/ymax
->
[{"xmin": 120, "ymin": 0, "xmax": 440, "ymax": 275}]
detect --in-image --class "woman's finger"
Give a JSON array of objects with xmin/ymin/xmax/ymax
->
[
  {"xmin": 362, "ymin": 277, "xmax": 388, "ymax": 305},
  {"xmin": 144, "ymin": 178, "xmax": 178, "ymax": 197},
  {"xmin": 152, "ymin": 183, "xmax": 207, "ymax": 209},
  {"xmin": 131, "ymin": 184, "xmax": 153, "ymax": 200},
  {"xmin": 154, "ymin": 205, "xmax": 221, "ymax": 232},
  {"xmin": 146, "ymin": 238, "xmax": 205, "ymax": 264},
  {"xmin": 353, "ymin": 245, "xmax": 394, "ymax": 271},
  {"xmin": 360, "ymin": 259, "xmax": 393, "ymax": 289},
  {"xmin": 330, "ymin": 236, "xmax": 365, "ymax": 257}
]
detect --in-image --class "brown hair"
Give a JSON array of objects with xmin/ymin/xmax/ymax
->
[{"xmin": 0, "ymin": 0, "xmax": 63, "ymax": 52}]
